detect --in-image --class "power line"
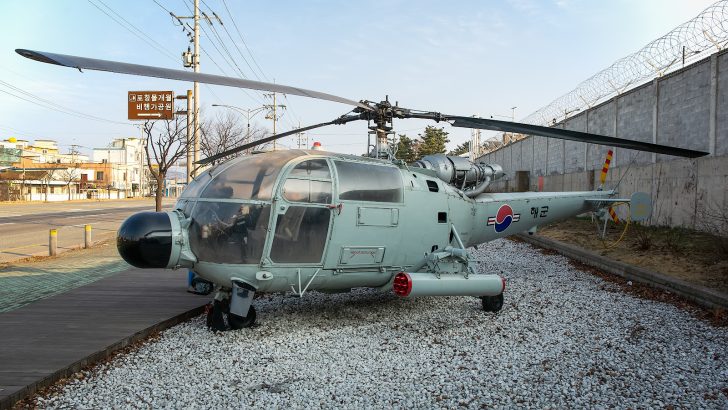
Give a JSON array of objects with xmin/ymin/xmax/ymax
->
[
  {"xmin": 178, "ymin": 0, "xmax": 266, "ymax": 107},
  {"xmin": 220, "ymin": 0, "xmax": 270, "ymax": 82},
  {"xmin": 0, "ymin": 80, "xmax": 132, "ymax": 126},
  {"xmin": 202, "ymin": 6, "xmax": 262, "ymax": 82},
  {"xmin": 87, "ymin": 0, "xmax": 178, "ymax": 63}
]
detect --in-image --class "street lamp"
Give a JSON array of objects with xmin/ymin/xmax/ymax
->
[{"xmin": 212, "ymin": 104, "xmax": 268, "ymax": 147}]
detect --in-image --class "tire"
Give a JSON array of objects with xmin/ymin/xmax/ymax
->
[
  {"xmin": 191, "ymin": 277, "xmax": 214, "ymax": 295},
  {"xmin": 482, "ymin": 293, "xmax": 504, "ymax": 312},
  {"xmin": 228, "ymin": 305, "xmax": 256, "ymax": 329},
  {"xmin": 207, "ymin": 300, "xmax": 228, "ymax": 332}
]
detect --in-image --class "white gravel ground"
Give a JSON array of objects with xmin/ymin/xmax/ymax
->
[{"xmin": 38, "ymin": 239, "xmax": 728, "ymax": 409}]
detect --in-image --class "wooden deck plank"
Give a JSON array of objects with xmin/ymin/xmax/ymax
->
[{"xmin": 0, "ymin": 268, "xmax": 207, "ymax": 409}]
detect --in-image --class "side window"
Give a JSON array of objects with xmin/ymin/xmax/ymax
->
[
  {"xmin": 282, "ymin": 159, "xmax": 332, "ymax": 204},
  {"xmin": 270, "ymin": 206, "xmax": 331, "ymax": 263},
  {"xmin": 334, "ymin": 161, "xmax": 403, "ymax": 202}
]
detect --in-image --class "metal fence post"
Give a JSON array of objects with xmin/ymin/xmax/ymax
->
[{"xmin": 49, "ymin": 229, "xmax": 57, "ymax": 256}]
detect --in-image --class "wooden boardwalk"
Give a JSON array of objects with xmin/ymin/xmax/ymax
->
[{"xmin": 0, "ymin": 268, "xmax": 207, "ymax": 409}]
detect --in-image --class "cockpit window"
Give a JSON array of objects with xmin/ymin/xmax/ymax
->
[
  {"xmin": 200, "ymin": 151, "xmax": 301, "ymax": 200},
  {"xmin": 334, "ymin": 161, "xmax": 403, "ymax": 202},
  {"xmin": 283, "ymin": 159, "xmax": 332, "ymax": 204},
  {"xmin": 289, "ymin": 159, "xmax": 330, "ymax": 179},
  {"xmin": 179, "ymin": 171, "xmax": 212, "ymax": 199},
  {"xmin": 189, "ymin": 201, "xmax": 271, "ymax": 264}
]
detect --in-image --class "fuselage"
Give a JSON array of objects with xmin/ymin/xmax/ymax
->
[{"xmin": 162, "ymin": 150, "xmax": 612, "ymax": 293}]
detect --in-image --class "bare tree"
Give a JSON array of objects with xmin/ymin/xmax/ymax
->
[
  {"xmin": 200, "ymin": 111, "xmax": 268, "ymax": 165},
  {"xmin": 40, "ymin": 168, "xmax": 58, "ymax": 202},
  {"xmin": 143, "ymin": 116, "xmax": 188, "ymax": 211},
  {"xmin": 60, "ymin": 145, "xmax": 82, "ymax": 200}
]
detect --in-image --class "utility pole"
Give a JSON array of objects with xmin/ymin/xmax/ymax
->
[
  {"xmin": 296, "ymin": 122, "xmax": 307, "ymax": 149},
  {"xmin": 193, "ymin": 0, "xmax": 200, "ymax": 175},
  {"xmin": 173, "ymin": 2, "xmax": 201, "ymax": 176},
  {"xmin": 264, "ymin": 92, "xmax": 286, "ymax": 150},
  {"xmin": 186, "ymin": 90, "xmax": 193, "ymax": 182}
]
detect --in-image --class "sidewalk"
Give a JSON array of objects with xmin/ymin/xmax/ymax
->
[
  {"xmin": 0, "ymin": 241, "xmax": 128, "ymax": 313},
  {"xmin": 0, "ymin": 240, "xmax": 206, "ymax": 409}
]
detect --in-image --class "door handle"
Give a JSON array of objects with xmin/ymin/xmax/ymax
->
[{"xmin": 327, "ymin": 203, "xmax": 343, "ymax": 215}]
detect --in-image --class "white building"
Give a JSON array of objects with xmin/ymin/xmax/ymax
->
[{"xmin": 93, "ymin": 137, "xmax": 148, "ymax": 196}]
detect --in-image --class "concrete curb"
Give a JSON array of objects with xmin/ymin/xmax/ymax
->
[
  {"xmin": 516, "ymin": 233, "xmax": 728, "ymax": 310},
  {"xmin": 0, "ymin": 304, "xmax": 206, "ymax": 410}
]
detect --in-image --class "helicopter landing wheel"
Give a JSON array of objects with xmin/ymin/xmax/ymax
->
[
  {"xmin": 206, "ymin": 300, "xmax": 228, "ymax": 332},
  {"xmin": 228, "ymin": 305, "xmax": 257, "ymax": 329},
  {"xmin": 482, "ymin": 293, "xmax": 504, "ymax": 312}
]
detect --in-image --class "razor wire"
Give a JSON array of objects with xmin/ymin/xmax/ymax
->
[{"xmin": 482, "ymin": 0, "xmax": 728, "ymax": 151}]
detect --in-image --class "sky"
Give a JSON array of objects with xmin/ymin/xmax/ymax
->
[{"xmin": 0, "ymin": 0, "xmax": 719, "ymax": 157}]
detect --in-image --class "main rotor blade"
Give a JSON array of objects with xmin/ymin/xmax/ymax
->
[
  {"xmin": 196, "ymin": 114, "xmax": 363, "ymax": 165},
  {"xmin": 16, "ymin": 49, "xmax": 372, "ymax": 111},
  {"xmin": 448, "ymin": 116, "xmax": 708, "ymax": 158}
]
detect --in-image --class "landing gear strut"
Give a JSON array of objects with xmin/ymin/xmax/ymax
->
[{"xmin": 481, "ymin": 293, "xmax": 504, "ymax": 312}]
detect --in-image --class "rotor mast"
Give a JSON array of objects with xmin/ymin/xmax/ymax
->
[{"xmin": 368, "ymin": 97, "xmax": 396, "ymax": 159}]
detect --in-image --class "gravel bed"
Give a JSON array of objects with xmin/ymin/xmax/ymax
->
[{"xmin": 37, "ymin": 240, "xmax": 728, "ymax": 409}]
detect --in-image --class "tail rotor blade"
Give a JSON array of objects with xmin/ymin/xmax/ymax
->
[
  {"xmin": 599, "ymin": 149, "xmax": 614, "ymax": 189},
  {"xmin": 608, "ymin": 207, "xmax": 620, "ymax": 224}
]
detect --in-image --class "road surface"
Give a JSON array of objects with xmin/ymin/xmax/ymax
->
[{"xmin": 0, "ymin": 198, "xmax": 175, "ymax": 264}]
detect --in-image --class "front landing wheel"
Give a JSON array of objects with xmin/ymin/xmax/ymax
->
[
  {"xmin": 228, "ymin": 305, "xmax": 256, "ymax": 329},
  {"xmin": 482, "ymin": 293, "xmax": 504, "ymax": 312},
  {"xmin": 206, "ymin": 300, "xmax": 228, "ymax": 331}
]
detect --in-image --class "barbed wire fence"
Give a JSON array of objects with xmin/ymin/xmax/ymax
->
[{"xmin": 480, "ymin": 0, "xmax": 728, "ymax": 153}]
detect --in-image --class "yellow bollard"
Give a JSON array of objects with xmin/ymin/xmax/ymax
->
[
  {"xmin": 49, "ymin": 229, "xmax": 57, "ymax": 256},
  {"xmin": 84, "ymin": 224, "xmax": 92, "ymax": 249}
]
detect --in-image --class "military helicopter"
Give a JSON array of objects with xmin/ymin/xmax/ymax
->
[{"xmin": 16, "ymin": 49, "xmax": 708, "ymax": 331}]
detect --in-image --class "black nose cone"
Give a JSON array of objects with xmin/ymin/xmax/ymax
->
[{"xmin": 117, "ymin": 212, "xmax": 172, "ymax": 268}]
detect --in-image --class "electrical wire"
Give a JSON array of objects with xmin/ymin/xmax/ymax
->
[
  {"xmin": 180, "ymin": 0, "xmax": 266, "ymax": 107},
  {"xmin": 602, "ymin": 203, "xmax": 631, "ymax": 250},
  {"xmin": 88, "ymin": 0, "xmax": 178, "ymax": 63},
  {"xmin": 0, "ymin": 80, "xmax": 132, "ymax": 126},
  {"xmin": 220, "ymin": 0, "xmax": 269, "ymax": 82},
  {"xmin": 201, "ymin": 2, "xmax": 261, "ymax": 82}
]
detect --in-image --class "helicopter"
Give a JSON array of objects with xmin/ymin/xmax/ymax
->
[{"xmin": 16, "ymin": 49, "xmax": 708, "ymax": 331}]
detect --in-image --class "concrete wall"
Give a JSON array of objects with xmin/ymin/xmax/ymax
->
[{"xmin": 478, "ymin": 50, "xmax": 728, "ymax": 230}]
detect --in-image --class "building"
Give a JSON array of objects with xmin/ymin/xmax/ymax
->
[
  {"xmin": 92, "ymin": 137, "xmax": 148, "ymax": 197},
  {"xmin": 0, "ymin": 138, "xmax": 137, "ymax": 201}
]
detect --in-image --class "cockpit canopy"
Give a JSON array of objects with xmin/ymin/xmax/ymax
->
[
  {"xmin": 176, "ymin": 150, "xmax": 404, "ymax": 266},
  {"xmin": 181, "ymin": 150, "xmax": 305, "ymax": 201}
]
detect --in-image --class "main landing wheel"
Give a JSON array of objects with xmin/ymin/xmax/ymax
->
[
  {"xmin": 206, "ymin": 300, "xmax": 257, "ymax": 331},
  {"xmin": 482, "ymin": 293, "xmax": 504, "ymax": 312},
  {"xmin": 228, "ymin": 305, "xmax": 257, "ymax": 330}
]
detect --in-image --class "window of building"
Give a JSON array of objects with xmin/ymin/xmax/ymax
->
[
  {"xmin": 334, "ymin": 161, "xmax": 403, "ymax": 202},
  {"xmin": 96, "ymin": 171, "xmax": 104, "ymax": 180}
]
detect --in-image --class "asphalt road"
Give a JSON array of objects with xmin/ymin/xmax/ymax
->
[{"xmin": 0, "ymin": 198, "xmax": 175, "ymax": 264}]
